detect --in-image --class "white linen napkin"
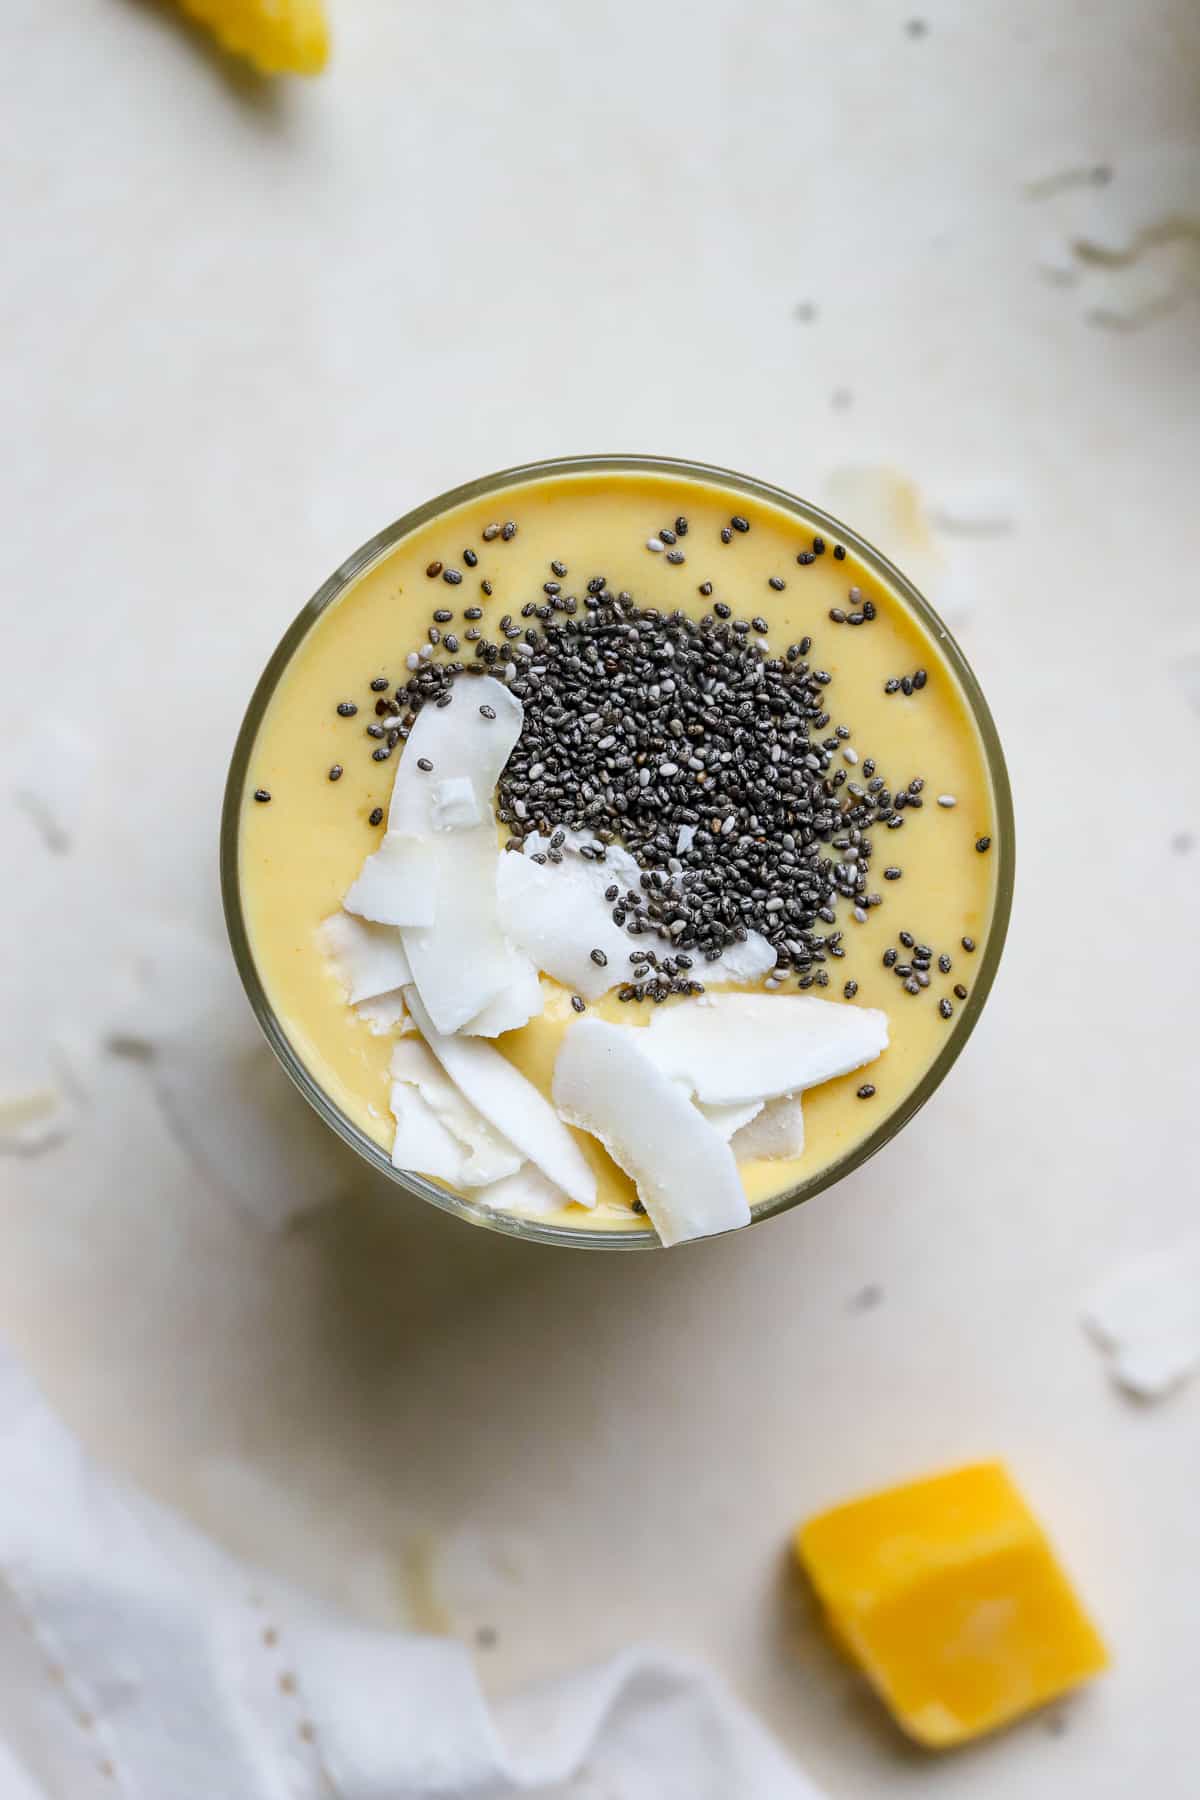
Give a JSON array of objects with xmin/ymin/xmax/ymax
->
[{"xmin": 0, "ymin": 1347, "xmax": 821, "ymax": 1800}]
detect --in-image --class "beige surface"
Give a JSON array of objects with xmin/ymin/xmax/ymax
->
[{"xmin": 2, "ymin": 1, "xmax": 1199, "ymax": 1795}]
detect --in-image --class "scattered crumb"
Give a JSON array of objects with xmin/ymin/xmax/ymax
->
[
  {"xmin": 475, "ymin": 1625, "xmax": 498, "ymax": 1649},
  {"xmin": 905, "ymin": 18, "xmax": 928, "ymax": 37},
  {"xmin": 1171, "ymin": 832, "xmax": 1195, "ymax": 855},
  {"xmin": 830, "ymin": 387, "xmax": 853, "ymax": 412},
  {"xmin": 1043, "ymin": 1708, "xmax": 1069, "ymax": 1737},
  {"xmin": 793, "ymin": 301, "xmax": 818, "ymax": 323},
  {"xmin": 847, "ymin": 1283, "xmax": 884, "ymax": 1313},
  {"xmin": 1023, "ymin": 164, "xmax": 1113, "ymax": 202}
]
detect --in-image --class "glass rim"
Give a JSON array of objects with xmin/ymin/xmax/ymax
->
[{"xmin": 220, "ymin": 452, "xmax": 1015, "ymax": 1251}]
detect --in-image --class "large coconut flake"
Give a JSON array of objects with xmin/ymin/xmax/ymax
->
[
  {"xmin": 495, "ymin": 849, "xmax": 632, "ymax": 1000},
  {"xmin": 389, "ymin": 1080, "xmax": 469, "ymax": 1185},
  {"xmin": 406, "ymin": 989, "xmax": 596, "ymax": 1208},
  {"xmin": 730, "ymin": 1095, "xmax": 806, "ymax": 1161},
  {"xmin": 499, "ymin": 833, "xmax": 774, "ymax": 996},
  {"xmin": 553, "ymin": 1019, "xmax": 750, "ymax": 1247},
  {"xmin": 642, "ymin": 993, "xmax": 888, "ymax": 1105},
  {"xmin": 462, "ymin": 953, "xmax": 544, "ymax": 1038},
  {"xmin": 343, "ymin": 835, "xmax": 436, "ymax": 929},
  {"xmin": 478, "ymin": 1165, "xmax": 567, "ymax": 1218},
  {"xmin": 317, "ymin": 911, "xmax": 413, "ymax": 1005},
  {"xmin": 390, "ymin": 1039, "xmax": 522, "ymax": 1186},
  {"xmin": 388, "ymin": 676, "xmax": 521, "ymax": 836},
  {"xmin": 401, "ymin": 823, "xmax": 536, "ymax": 1035},
  {"xmin": 695, "ymin": 1098, "xmax": 764, "ymax": 1140}
]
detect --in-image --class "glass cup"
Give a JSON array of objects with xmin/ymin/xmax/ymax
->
[{"xmin": 221, "ymin": 454, "xmax": 1014, "ymax": 1249}]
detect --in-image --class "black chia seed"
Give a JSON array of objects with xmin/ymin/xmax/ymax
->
[
  {"xmin": 730, "ymin": 515, "xmax": 750, "ymax": 533},
  {"xmin": 571, "ymin": 994, "xmax": 586, "ymax": 1013},
  {"xmin": 856, "ymin": 1083, "xmax": 876, "ymax": 1099},
  {"xmin": 336, "ymin": 701, "xmax": 358, "ymax": 717},
  {"xmin": 425, "ymin": 561, "xmax": 443, "ymax": 578},
  {"xmin": 369, "ymin": 806, "xmax": 384, "ymax": 826},
  {"xmin": 328, "ymin": 764, "xmax": 343, "ymax": 781},
  {"xmin": 370, "ymin": 677, "xmax": 389, "ymax": 691},
  {"xmin": 976, "ymin": 835, "xmax": 992, "ymax": 853},
  {"xmin": 253, "ymin": 788, "xmax": 271, "ymax": 802},
  {"xmin": 953, "ymin": 983, "xmax": 968, "ymax": 1000},
  {"xmin": 939, "ymin": 998, "xmax": 953, "ymax": 1019},
  {"xmin": 962, "ymin": 936, "xmax": 976, "ymax": 952}
]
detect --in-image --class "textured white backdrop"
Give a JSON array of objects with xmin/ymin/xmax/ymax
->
[{"xmin": 2, "ymin": 1, "xmax": 1199, "ymax": 1794}]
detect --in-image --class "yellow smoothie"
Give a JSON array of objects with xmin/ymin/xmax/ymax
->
[{"xmin": 237, "ymin": 467, "xmax": 1001, "ymax": 1234}]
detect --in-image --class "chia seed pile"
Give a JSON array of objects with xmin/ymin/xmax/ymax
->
[{"xmin": 309, "ymin": 510, "xmax": 992, "ymax": 1020}]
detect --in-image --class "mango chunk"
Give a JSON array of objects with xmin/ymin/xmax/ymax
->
[
  {"xmin": 795, "ymin": 1461, "xmax": 1108, "ymax": 1748},
  {"xmin": 176, "ymin": 0, "xmax": 329, "ymax": 75}
]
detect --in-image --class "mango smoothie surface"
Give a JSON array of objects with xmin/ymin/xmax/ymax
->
[{"xmin": 232, "ymin": 460, "xmax": 1009, "ymax": 1247}]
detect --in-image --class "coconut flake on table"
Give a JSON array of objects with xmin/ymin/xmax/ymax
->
[
  {"xmin": 553, "ymin": 1019, "xmax": 749, "ymax": 1247},
  {"xmin": 343, "ymin": 835, "xmax": 436, "ymax": 930},
  {"xmin": 406, "ymin": 988, "xmax": 596, "ymax": 1208},
  {"xmin": 1081, "ymin": 1241, "xmax": 1200, "ymax": 1401},
  {"xmin": 390, "ymin": 1038, "xmax": 522, "ymax": 1186},
  {"xmin": 730, "ymin": 1094, "xmax": 806, "ymax": 1161},
  {"xmin": 317, "ymin": 911, "xmax": 413, "ymax": 1004},
  {"xmin": 641, "ymin": 993, "xmax": 888, "ymax": 1105}
]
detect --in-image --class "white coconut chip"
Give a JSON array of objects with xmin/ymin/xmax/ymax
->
[
  {"xmin": 399, "ymin": 822, "xmax": 538, "ymax": 1035},
  {"xmin": 390, "ymin": 1038, "xmax": 522, "ymax": 1186},
  {"xmin": 642, "ymin": 993, "xmax": 888, "ymax": 1105},
  {"xmin": 553, "ymin": 1019, "xmax": 749, "ymax": 1247},
  {"xmin": 343, "ymin": 835, "xmax": 436, "ymax": 929},
  {"xmin": 496, "ymin": 849, "xmax": 632, "ymax": 1000},
  {"xmin": 700, "ymin": 932, "xmax": 777, "ymax": 986},
  {"xmin": 730, "ymin": 1095, "xmax": 806, "ymax": 1162},
  {"xmin": 430, "ymin": 775, "xmax": 482, "ymax": 831},
  {"xmin": 363, "ymin": 675, "xmax": 537, "ymax": 1035},
  {"xmin": 463, "ymin": 954, "xmax": 544, "ymax": 1038},
  {"xmin": 389, "ymin": 1080, "xmax": 469, "ymax": 1185},
  {"xmin": 1081, "ymin": 1241, "xmax": 1200, "ymax": 1401},
  {"xmin": 695, "ymin": 1098, "xmax": 764, "ymax": 1140},
  {"xmin": 498, "ymin": 833, "xmax": 774, "ymax": 997},
  {"xmin": 478, "ymin": 1165, "xmax": 567, "ymax": 1218},
  {"xmin": 317, "ymin": 911, "xmax": 413, "ymax": 1005},
  {"xmin": 388, "ymin": 675, "xmax": 521, "ymax": 836},
  {"xmin": 354, "ymin": 990, "xmax": 412, "ymax": 1036},
  {"xmin": 406, "ymin": 989, "xmax": 596, "ymax": 1208}
]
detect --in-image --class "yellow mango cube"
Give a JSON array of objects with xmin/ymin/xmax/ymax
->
[
  {"xmin": 795, "ymin": 1461, "xmax": 1108, "ymax": 1748},
  {"xmin": 176, "ymin": 0, "xmax": 329, "ymax": 76}
]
